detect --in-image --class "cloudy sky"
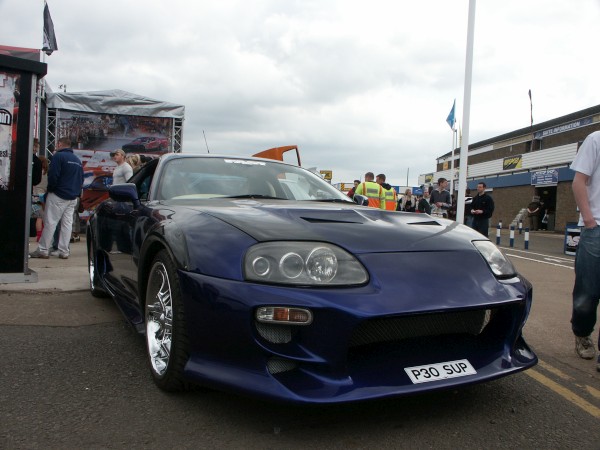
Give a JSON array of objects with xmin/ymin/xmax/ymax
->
[{"xmin": 2, "ymin": 0, "xmax": 600, "ymax": 186}]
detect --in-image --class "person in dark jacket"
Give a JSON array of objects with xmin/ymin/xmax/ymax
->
[
  {"xmin": 417, "ymin": 190, "xmax": 432, "ymax": 214},
  {"xmin": 29, "ymin": 137, "xmax": 84, "ymax": 259},
  {"xmin": 347, "ymin": 180, "xmax": 360, "ymax": 198},
  {"xmin": 470, "ymin": 182, "xmax": 495, "ymax": 237}
]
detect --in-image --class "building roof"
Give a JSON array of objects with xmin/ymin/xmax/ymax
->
[{"xmin": 438, "ymin": 103, "xmax": 600, "ymax": 160}]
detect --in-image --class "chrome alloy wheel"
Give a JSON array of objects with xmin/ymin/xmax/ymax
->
[
  {"xmin": 146, "ymin": 261, "xmax": 174, "ymax": 377},
  {"xmin": 88, "ymin": 250, "xmax": 96, "ymax": 291},
  {"xmin": 87, "ymin": 240, "xmax": 108, "ymax": 298}
]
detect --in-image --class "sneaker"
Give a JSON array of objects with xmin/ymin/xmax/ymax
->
[
  {"xmin": 29, "ymin": 249, "xmax": 49, "ymax": 259},
  {"xmin": 58, "ymin": 253, "xmax": 69, "ymax": 260},
  {"xmin": 49, "ymin": 250, "xmax": 60, "ymax": 257},
  {"xmin": 575, "ymin": 336, "xmax": 595, "ymax": 360}
]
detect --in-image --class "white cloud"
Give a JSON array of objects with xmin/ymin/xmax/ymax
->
[{"xmin": 2, "ymin": 0, "xmax": 600, "ymax": 186}]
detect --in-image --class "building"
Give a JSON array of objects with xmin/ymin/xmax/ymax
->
[{"xmin": 419, "ymin": 104, "xmax": 600, "ymax": 232}]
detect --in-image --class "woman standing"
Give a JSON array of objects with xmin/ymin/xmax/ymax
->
[{"xmin": 399, "ymin": 189, "xmax": 416, "ymax": 212}]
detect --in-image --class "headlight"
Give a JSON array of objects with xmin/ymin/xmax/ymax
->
[
  {"xmin": 244, "ymin": 242, "xmax": 368, "ymax": 286},
  {"xmin": 472, "ymin": 240, "xmax": 517, "ymax": 278}
]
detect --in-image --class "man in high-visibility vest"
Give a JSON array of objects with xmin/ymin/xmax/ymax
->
[
  {"xmin": 376, "ymin": 173, "xmax": 398, "ymax": 211},
  {"xmin": 354, "ymin": 172, "xmax": 385, "ymax": 209}
]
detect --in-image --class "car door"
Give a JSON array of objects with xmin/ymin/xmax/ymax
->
[{"xmin": 101, "ymin": 159, "xmax": 159, "ymax": 304}]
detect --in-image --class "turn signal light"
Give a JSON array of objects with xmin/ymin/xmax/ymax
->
[{"xmin": 256, "ymin": 307, "xmax": 313, "ymax": 325}]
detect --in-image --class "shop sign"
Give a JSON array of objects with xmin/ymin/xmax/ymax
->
[
  {"xmin": 319, "ymin": 170, "xmax": 332, "ymax": 180},
  {"xmin": 531, "ymin": 169, "xmax": 558, "ymax": 185},
  {"xmin": 503, "ymin": 155, "xmax": 522, "ymax": 170},
  {"xmin": 534, "ymin": 117, "xmax": 592, "ymax": 139}
]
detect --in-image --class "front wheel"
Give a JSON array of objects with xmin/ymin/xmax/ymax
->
[{"xmin": 145, "ymin": 249, "xmax": 190, "ymax": 391}]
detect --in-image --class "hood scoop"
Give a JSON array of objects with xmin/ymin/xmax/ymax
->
[
  {"xmin": 301, "ymin": 216, "xmax": 362, "ymax": 224},
  {"xmin": 407, "ymin": 220, "xmax": 442, "ymax": 226}
]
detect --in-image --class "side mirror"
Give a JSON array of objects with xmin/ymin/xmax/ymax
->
[
  {"xmin": 353, "ymin": 194, "xmax": 369, "ymax": 206},
  {"xmin": 109, "ymin": 183, "xmax": 140, "ymax": 207}
]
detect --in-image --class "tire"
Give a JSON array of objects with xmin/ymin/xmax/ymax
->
[
  {"xmin": 88, "ymin": 239, "xmax": 109, "ymax": 298},
  {"xmin": 145, "ymin": 249, "xmax": 190, "ymax": 391}
]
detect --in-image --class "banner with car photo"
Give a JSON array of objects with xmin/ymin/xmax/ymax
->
[{"xmin": 52, "ymin": 110, "xmax": 174, "ymax": 221}]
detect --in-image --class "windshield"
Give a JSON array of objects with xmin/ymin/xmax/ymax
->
[{"xmin": 156, "ymin": 156, "xmax": 352, "ymax": 202}]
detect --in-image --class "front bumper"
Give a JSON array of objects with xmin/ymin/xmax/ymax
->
[{"xmin": 176, "ymin": 263, "xmax": 537, "ymax": 404}]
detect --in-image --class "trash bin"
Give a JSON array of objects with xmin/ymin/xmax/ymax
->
[{"xmin": 564, "ymin": 222, "xmax": 581, "ymax": 255}]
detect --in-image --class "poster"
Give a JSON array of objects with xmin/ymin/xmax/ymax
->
[
  {"xmin": 54, "ymin": 110, "xmax": 172, "ymax": 154},
  {"xmin": 0, "ymin": 71, "xmax": 19, "ymax": 191},
  {"xmin": 53, "ymin": 110, "xmax": 173, "ymax": 219}
]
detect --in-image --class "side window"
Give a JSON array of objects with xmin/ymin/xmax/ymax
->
[
  {"xmin": 130, "ymin": 159, "xmax": 159, "ymax": 201},
  {"xmin": 138, "ymin": 176, "xmax": 152, "ymax": 201}
]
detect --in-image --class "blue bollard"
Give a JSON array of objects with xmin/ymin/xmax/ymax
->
[
  {"xmin": 518, "ymin": 219, "xmax": 523, "ymax": 235},
  {"xmin": 524, "ymin": 227, "xmax": 530, "ymax": 250},
  {"xmin": 496, "ymin": 224, "xmax": 501, "ymax": 245},
  {"xmin": 510, "ymin": 225, "xmax": 515, "ymax": 247}
]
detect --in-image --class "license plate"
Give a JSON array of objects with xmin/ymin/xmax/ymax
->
[{"xmin": 404, "ymin": 359, "xmax": 477, "ymax": 384}]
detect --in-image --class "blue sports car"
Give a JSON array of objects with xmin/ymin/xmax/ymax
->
[{"xmin": 87, "ymin": 153, "xmax": 537, "ymax": 403}]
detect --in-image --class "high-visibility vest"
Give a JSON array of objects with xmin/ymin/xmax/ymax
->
[
  {"xmin": 383, "ymin": 187, "xmax": 397, "ymax": 210},
  {"xmin": 355, "ymin": 181, "xmax": 385, "ymax": 209}
]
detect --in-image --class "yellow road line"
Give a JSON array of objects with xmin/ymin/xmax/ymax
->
[
  {"xmin": 587, "ymin": 385, "xmax": 600, "ymax": 400},
  {"xmin": 536, "ymin": 359, "xmax": 573, "ymax": 381},
  {"xmin": 525, "ymin": 369, "xmax": 600, "ymax": 419}
]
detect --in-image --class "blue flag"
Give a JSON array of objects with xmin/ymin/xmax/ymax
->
[
  {"xmin": 42, "ymin": 3, "xmax": 58, "ymax": 56},
  {"xmin": 446, "ymin": 100, "xmax": 456, "ymax": 130}
]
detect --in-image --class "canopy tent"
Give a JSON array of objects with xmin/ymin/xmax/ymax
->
[
  {"xmin": 46, "ymin": 89, "xmax": 185, "ymax": 119},
  {"xmin": 44, "ymin": 88, "xmax": 184, "ymax": 154}
]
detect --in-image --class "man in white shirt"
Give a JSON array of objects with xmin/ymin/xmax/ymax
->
[
  {"xmin": 111, "ymin": 149, "xmax": 133, "ymax": 185},
  {"xmin": 569, "ymin": 130, "xmax": 600, "ymax": 371}
]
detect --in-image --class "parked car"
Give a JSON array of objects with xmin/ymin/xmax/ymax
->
[
  {"xmin": 122, "ymin": 136, "xmax": 168, "ymax": 153},
  {"xmin": 87, "ymin": 153, "xmax": 537, "ymax": 403}
]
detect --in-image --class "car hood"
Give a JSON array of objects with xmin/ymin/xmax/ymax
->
[{"xmin": 176, "ymin": 199, "xmax": 485, "ymax": 254}]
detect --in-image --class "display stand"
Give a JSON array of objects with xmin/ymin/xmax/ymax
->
[
  {"xmin": 0, "ymin": 54, "xmax": 47, "ymax": 283},
  {"xmin": 564, "ymin": 222, "xmax": 580, "ymax": 256}
]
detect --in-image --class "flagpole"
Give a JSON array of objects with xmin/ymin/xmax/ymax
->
[
  {"xmin": 446, "ymin": 99, "xmax": 457, "ymax": 194},
  {"xmin": 449, "ymin": 131, "xmax": 455, "ymax": 195},
  {"xmin": 456, "ymin": 0, "xmax": 476, "ymax": 225},
  {"xmin": 529, "ymin": 89, "xmax": 534, "ymax": 150}
]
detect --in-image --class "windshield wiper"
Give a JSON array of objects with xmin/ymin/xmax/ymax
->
[
  {"xmin": 310, "ymin": 198, "xmax": 353, "ymax": 203},
  {"xmin": 224, "ymin": 194, "xmax": 285, "ymax": 200}
]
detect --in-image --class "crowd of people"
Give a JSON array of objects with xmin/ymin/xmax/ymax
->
[
  {"xmin": 348, "ymin": 173, "xmax": 495, "ymax": 237},
  {"xmin": 28, "ymin": 139, "xmax": 141, "ymax": 260}
]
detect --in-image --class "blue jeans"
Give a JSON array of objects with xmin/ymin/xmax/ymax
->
[{"xmin": 572, "ymin": 226, "xmax": 600, "ymax": 347}]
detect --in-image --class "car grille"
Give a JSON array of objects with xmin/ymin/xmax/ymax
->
[
  {"xmin": 349, "ymin": 308, "xmax": 493, "ymax": 348},
  {"xmin": 347, "ymin": 304, "xmax": 525, "ymax": 364},
  {"xmin": 260, "ymin": 304, "xmax": 525, "ymax": 376}
]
